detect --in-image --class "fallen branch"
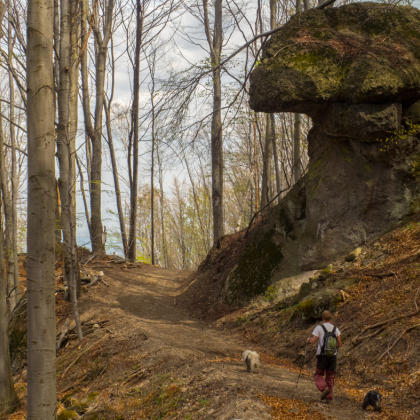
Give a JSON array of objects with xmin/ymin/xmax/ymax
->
[
  {"xmin": 101, "ymin": 278, "xmax": 109, "ymax": 287},
  {"xmin": 363, "ymin": 310, "xmax": 420, "ymax": 332},
  {"xmin": 8, "ymin": 298, "xmax": 27, "ymax": 324},
  {"xmin": 379, "ymin": 323, "xmax": 420, "ymax": 361},
  {"xmin": 61, "ymin": 374, "xmax": 87, "ymax": 393},
  {"xmin": 56, "ymin": 318, "xmax": 70, "ymax": 351},
  {"xmin": 122, "ymin": 368, "xmax": 145, "ymax": 385},
  {"xmin": 415, "ymin": 287, "xmax": 420, "ymax": 311},
  {"xmin": 352, "ymin": 326, "xmax": 386, "ymax": 346},
  {"xmin": 61, "ymin": 334, "xmax": 108, "ymax": 378},
  {"xmin": 82, "ymin": 254, "xmax": 96, "ymax": 266},
  {"xmin": 367, "ymin": 272, "xmax": 395, "ymax": 278},
  {"xmin": 340, "ymin": 290, "xmax": 350, "ymax": 301},
  {"xmin": 86, "ymin": 276, "xmax": 101, "ymax": 288}
]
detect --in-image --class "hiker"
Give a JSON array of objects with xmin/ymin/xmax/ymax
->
[{"xmin": 307, "ymin": 310, "xmax": 342, "ymax": 403}]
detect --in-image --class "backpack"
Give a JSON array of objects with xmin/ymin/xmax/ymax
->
[{"xmin": 320, "ymin": 324, "xmax": 337, "ymax": 357}]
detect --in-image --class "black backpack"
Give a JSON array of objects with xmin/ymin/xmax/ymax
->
[{"xmin": 320, "ymin": 324, "xmax": 337, "ymax": 357}]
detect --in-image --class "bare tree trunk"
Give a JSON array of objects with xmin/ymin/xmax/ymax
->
[
  {"xmin": 151, "ymin": 115, "xmax": 155, "ymax": 266},
  {"xmin": 292, "ymin": 0, "xmax": 308, "ymax": 186},
  {"xmin": 104, "ymin": 101, "xmax": 128, "ymax": 258},
  {"xmin": 27, "ymin": 0, "xmax": 57, "ymax": 415},
  {"xmin": 57, "ymin": 0, "xmax": 81, "ymax": 304},
  {"xmin": 253, "ymin": 112, "xmax": 259, "ymax": 212},
  {"xmin": 272, "ymin": 114, "xmax": 281, "ymax": 200},
  {"xmin": 261, "ymin": 114, "xmax": 273, "ymax": 207},
  {"xmin": 127, "ymin": 0, "xmax": 143, "ymax": 263},
  {"xmin": 261, "ymin": 0, "xmax": 277, "ymax": 208},
  {"xmin": 55, "ymin": 181, "xmax": 62, "ymax": 244},
  {"xmin": 81, "ymin": 0, "xmax": 114, "ymax": 254},
  {"xmin": 8, "ymin": 3, "xmax": 19, "ymax": 309},
  {"xmin": 156, "ymin": 141, "xmax": 168, "ymax": 268},
  {"xmin": 0, "ymin": 199, "xmax": 19, "ymax": 414},
  {"xmin": 76, "ymin": 154, "xmax": 91, "ymax": 237},
  {"xmin": 293, "ymin": 113, "xmax": 302, "ymax": 183},
  {"xmin": 0, "ymin": 113, "xmax": 14, "ymax": 308},
  {"xmin": 203, "ymin": 0, "xmax": 224, "ymax": 247}
]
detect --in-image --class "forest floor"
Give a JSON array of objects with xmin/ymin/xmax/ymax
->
[{"xmin": 6, "ymin": 261, "xmax": 385, "ymax": 420}]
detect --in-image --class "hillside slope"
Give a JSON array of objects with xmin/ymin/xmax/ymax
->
[
  {"xmin": 7, "ymin": 263, "xmax": 376, "ymax": 420},
  {"xmin": 182, "ymin": 211, "xmax": 420, "ymax": 419}
]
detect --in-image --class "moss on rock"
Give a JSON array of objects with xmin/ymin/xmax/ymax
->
[
  {"xmin": 250, "ymin": 3, "xmax": 420, "ymax": 114},
  {"xmin": 222, "ymin": 229, "xmax": 284, "ymax": 305},
  {"xmin": 57, "ymin": 410, "xmax": 79, "ymax": 420},
  {"xmin": 295, "ymin": 289, "xmax": 342, "ymax": 320}
]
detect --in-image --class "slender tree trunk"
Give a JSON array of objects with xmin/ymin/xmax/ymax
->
[
  {"xmin": 90, "ymin": 49, "xmax": 106, "ymax": 254},
  {"xmin": 261, "ymin": 0, "xmax": 277, "ymax": 208},
  {"xmin": 57, "ymin": 0, "xmax": 72, "ymax": 288},
  {"xmin": 128, "ymin": 0, "xmax": 143, "ymax": 263},
  {"xmin": 0, "ymin": 113, "xmax": 14, "ymax": 307},
  {"xmin": 157, "ymin": 141, "xmax": 168, "ymax": 268},
  {"xmin": 292, "ymin": 0, "xmax": 308, "ymax": 185},
  {"xmin": 76, "ymin": 154, "xmax": 91, "ymax": 237},
  {"xmin": 57, "ymin": 0, "xmax": 81, "ymax": 303},
  {"xmin": 293, "ymin": 113, "xmax": 302, "ymax": 183},
  {"xmin": 261, "ymin": 114, "xmax": 273, "ymax": 207},
  {"xmin": 8, "ymin": 4, "xmax": 19, "ymax": 309},
  {"xmin": 211, "ymin": 61, "xmax": 223, "ymax": 247},
  {"xmin": 81, "ymin": 0, "xmax": 114, "ymax": 254},
  {"xmin": 272, "ymin": 114, "xmax": 281, "ymax": 199},
  {"xmin": 203, "ymin": 0, "xmax": 224, "ymax": 247},
  {"xmin": 0, "ymin": 200, "xmax": 19, "ymax": 414},
  {"xmin": 104, "ymin": 102, "xmax": 128, "ymax": 258},
  {"xmin": 253, "ymin": 112, "xmax": 259, "ymax": 212},
  {"xmin": 151, "ymin": 120, "xmax": 155, "ymax": 266},
  {"xmin": 55, "ymin": 181, "xmax": 62, "ymax": 244},
  {"xmin": 26, "ymin": 0, "xmax": 57, "ymax": 415}
]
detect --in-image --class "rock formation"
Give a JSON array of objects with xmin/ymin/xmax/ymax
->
[{"xmin": 222, "ymin": 2, "xmax": 420, "ymax": 305}]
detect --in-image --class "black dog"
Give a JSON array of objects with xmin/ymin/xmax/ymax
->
[{"xmin": 362, "ymin": 391, "xmax": 382, "ymax": 412}]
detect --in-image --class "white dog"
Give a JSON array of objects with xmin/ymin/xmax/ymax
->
[{"xmin": 242, "ymin": 350, "xmax": 261, "ymax": 373}]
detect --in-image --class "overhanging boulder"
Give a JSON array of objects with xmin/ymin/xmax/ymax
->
[
  {"xmin": 250, "ymin": 2, "xmax": 420, "ymax": 114},
  {"xmin": 220, "ymin": 2, "xmax": 420, "ymax": 306}
]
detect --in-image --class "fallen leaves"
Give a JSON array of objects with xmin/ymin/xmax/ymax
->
[{"xmin": 260, "ymin": 395, "xmax": 330, "ymax": 420}]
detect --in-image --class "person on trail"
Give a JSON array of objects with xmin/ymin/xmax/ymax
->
[{"xmin": 307, "ymin": 310, "xmax": 342, "ymax": 403}]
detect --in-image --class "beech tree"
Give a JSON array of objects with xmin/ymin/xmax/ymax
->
[
  {"xmin": 26, "ymin": 0, "xmax": 57, "ymax": 416},
  {"xmin": 0, "ymin": 114, "xmax": 19, "ymax": 418},
  {"xmin": 81, "ymin": 0, "xmax": 114, "ymax": 254},
  {"xmin": 201, "ymin": 0, "xmax": 224, "ymax": 247}
]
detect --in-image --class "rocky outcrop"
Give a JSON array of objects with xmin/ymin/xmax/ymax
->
[
  {"xmin": 222, "ymin": 3, "xmax": 420, "ymax": 305},
  {"xmin": 250, "ymin": 3, "xmax": 420, "ymax": 114}
]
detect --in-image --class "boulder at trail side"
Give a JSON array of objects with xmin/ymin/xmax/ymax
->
[{"xmin": 221, "ymin": 2, "xmax": 420, "ymax": 306}]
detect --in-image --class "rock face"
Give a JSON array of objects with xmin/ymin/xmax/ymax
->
[
  {"xmin": 222, "ymin": 3, "xmax": 420, "ymax": 305},
  {"xmin": 250, "ymin": 3, "xmax": 420, "ymax": 114}
]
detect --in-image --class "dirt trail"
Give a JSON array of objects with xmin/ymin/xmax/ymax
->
[{"xmin": 63, "ymin": 265, "xmax": 366, "ymax": 419}]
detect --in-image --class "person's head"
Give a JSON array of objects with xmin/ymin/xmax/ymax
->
[{"xmin": 322, "ymin": 310, "xmax": 332, "ymax": 322}]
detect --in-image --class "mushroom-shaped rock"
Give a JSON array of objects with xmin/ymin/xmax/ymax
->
[{"xmin": 250, "ymin": 2, "xmax": 420, "ymax": 114}]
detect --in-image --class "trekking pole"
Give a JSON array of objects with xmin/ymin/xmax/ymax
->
[{"xmin": 296, "ymin": 342, "xmax": 308, "ymax": 388}]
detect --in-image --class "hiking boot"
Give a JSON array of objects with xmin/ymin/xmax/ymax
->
[{"xmin": 320, "ymin": 389, "xmax": 330, "ymax": 401}]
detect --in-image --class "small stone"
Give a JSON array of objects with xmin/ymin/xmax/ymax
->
[
  {"xmin": 92, "ymin": 324, "xmax": 100, "ymax": 329},
  {"xmin": 208, "ymin": 409, "xmax": 215, "ymax": 415},
  {"xmin": 345, "ymin": 247, "xmax": 362, "ymax": 262}
]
